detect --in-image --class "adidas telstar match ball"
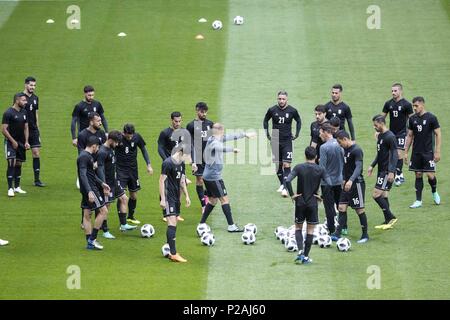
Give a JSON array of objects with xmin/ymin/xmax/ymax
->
[
  {"xmin": 212, "ymin": 20, "xmax": 223, "ymax": 30},
  {"xmin": 161, "ymin": 243, "xmax": 170, "ymax": 257},
  {"xmin": 336, "ymin": 237, "xmax": 351, "ymax": 252},
  {"xmin": 244, "ymin": 223, "xmax": 257, "ymax": 235},
  {"xmin": 196, "ymin": 223, "xmax": 211, "ymax": 237},
  {"xmin": 233, "ymin": 16, "xmax": 244, "ymax": 25},
  {"xmin": 285, "ymin": 238, "xmax": 298, "ymax": 252},
  {"xmin": 141, "ymin": 224, "xmax": 155, "ymax": 238},
  {"xmin": 241, "ymin": 231, "xmax": 256, "ymax": 245},
  {"xmin": 201, "ymin": 232, "xmax": 215, "ymax": 246},
  {"xmin": 318, "ymin": 234, "xmax": 332, "ymax": 248}
]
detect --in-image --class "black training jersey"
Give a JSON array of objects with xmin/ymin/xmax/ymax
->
[
  {"xmin": 161, "ymin": 157, "xmax": 185, "ymax": 201},
  {"xmin": 375, "ymin": 130, "xmax": 397, "ymax": 172},
  {"xmin": 96, "ymin": 145, "xmax": 116, "ymax": 184},
  {"xmin": 72, "ymin": 100, "xmax": 105, "ymax": 133},
  {"xmin": 77, "ymin": 128, "xmax": 107, "ymax": 153},
  {"xmin": 24, "ymin": 93, "xmax": 39, "ymax": 130},
  {"xmin": 2, "ymin": 107, "xmax": 27, "ymax": 142},
  {"xmin": 116, "ymin": 133, "xmax": 146, "ymax": 171},
  {"xmin": 286, "ymin": 162, "xmax": 328, "ymax": 204},
  {"xmin": 186, "ymin": 119, "xmax": 214, "ymax": 164},
  {"xmin": 343, "ymin": 144, "xmax": 364, "ymax": 182},
  {"xmin": 157, "ymin": 127, "xmax": 187, "ymax": 160},
  {"xmin": 310, "ymin": 120, "xmax": 327, "ymax": 151},
  {"xmin": 408, "ymin": 112, "xmax": 440, "ymax": 154},
  {"xmin": 77, "ymin": 150, "xmax": 101, "ymax": 193},
  {"xmin": 325, "ymin": 101, "xmax": 352, "ymax": 130},
  {"xmin": 382, "ymin": 98, "xmax": 413, "ymax": 135},
  {"xmin": 264, "ymin": 105, "xmax": 301, "ymax": 141}
]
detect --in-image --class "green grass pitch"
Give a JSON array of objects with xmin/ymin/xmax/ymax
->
[{"xmin": 0, "ymin": 0, "xmax": 449, "ymax": 299}]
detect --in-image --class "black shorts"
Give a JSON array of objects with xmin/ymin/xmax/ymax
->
[
  {"xmin": 409, "ymin": 152, "xmax": 436, "ymax": 172},
  {"xmin": 105, "ymin": 179, "xmax": 126, "ymax": 203},
  {"xmin": 193, "ymin": 163, "xmax": 205, "ymax": 177},
  {"xmin": 272, "ymin": 140, "xmax": 293, "ymax": 163},
  {"xmin": 81, "ymin": 188, "xmax": 106, "ymax": 211},
  {"xmin": 4, "ymin": 140, "xmax": 26, "ymax": 162},
  {"xmin": 204, "ymin": 179, "xmax": 228, "ymax": 198},
  {"xmin": 117, "ymin": 168, "xmax": 141, "ymax": 192},
  {"xmin": 162, "ymin": 198, "xmax": 181, "ymax": 217},
  {"xmin": 374, "ymin": 171, "xmax": 393, "ymax": 191},
  {"xmin": 294, "ymin": 198, "xmax": 319, "ymax": 225},
  {"xmin": 395, "ymin": 133, "xmax": 406, "ymax": 150},
  {"xmin": 339, "ymin": 181, "xmax": 365, "ymax": 209},
  {"xmin": 29, "ymin": 129, "xmax": 41, "ymax": 148}
]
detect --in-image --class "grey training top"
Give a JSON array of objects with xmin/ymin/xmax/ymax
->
[
  {"xmin": 202, "ymin": 133, "xmax": 245, "ymax": 181},
  {"xmin": 319, "ymin": 138, "xmax": 344, "ymax": 186}
]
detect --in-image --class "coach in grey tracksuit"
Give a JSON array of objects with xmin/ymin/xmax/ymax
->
[
  {"xmin": 198, "ymin": 123, "xmax": 255, "ymax": 232},
  {"xmin": 319, "ymin": 123, "xmax": 344, "ymax": 234}
]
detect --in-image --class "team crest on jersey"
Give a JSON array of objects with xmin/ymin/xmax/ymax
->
[
  {"xmin": 131, "ymin": 142, "xmax": 135, "ymax": 147},
  {"xmin": 29, "ymin": 106, "xmax": 33, "ymax": 111},
  {"xmin": 398, "ymin": 106, "xmax": 402, "ymax": 111},
  {"xmin": 286, "ymin": 113, "xmax": 289, "ymax": 118},
  {"xmin": 24, "ymin": 115, "xmax": 26, "ymax": 120},
  {"xmin": 93, "ymin": 107, "xmax": 97, "ymax": 112},
  {"xmin": 207, "ymin": 126, "xmax": 210, "ymax": 130},
  {"xmin": 34, "ymin": 100, "xmax": 36, "ymax": 104},
  {"xmin": 338, "ymin": 110, "xmax": 342, "ymax": 114},
  {"xmin": 423, "ymin": 120, "xmax": 427, "ymax": 125}
]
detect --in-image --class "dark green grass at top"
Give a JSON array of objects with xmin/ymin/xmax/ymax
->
[{"xmin": 0, "ymin": 0, "xmax": 228, "ymax": 299}]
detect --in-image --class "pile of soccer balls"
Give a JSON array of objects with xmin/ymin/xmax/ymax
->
[
  {"xmin": 274, "ymin": 223, "xmax": 351, "ymax": 252},
  {"xmin": 197, "ymin": 223, "xmax": 215, "ymax": 246},
  {"xmin": 211, "ymin": 16, "xmax": 244, "ymax": 30}
]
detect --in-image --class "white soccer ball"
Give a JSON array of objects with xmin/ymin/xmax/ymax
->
[
  {"xmin": 140, "ymin": 224, "xmax": 155, "ymax": 238},
  {"xmin": 285, "ymin": 237, "xmax": 298, "ymax": 252},
  {"xmin": 336, "ymin": 237, "xmax": 352, "ymax": 252},
  {"xmin": 318, "ymin": 234, "xmax": 332, "ymax": 248},
  {"xmin": 233, "ymin": 16, "xmax": 244, "ymax": 25},
  {"xmin": 274, "ymin": 226, "xmax": 286, "ymax": 239},
  {"xmin": 212, "ymin": 20, "xmax": 223, "ymax": 30},
  {"xmin": 196, "ymin": 223, "xmax": 211, "ymax": 237},
  {"xmin": 241, "ymin": 231, "xmax": 256, "ymax": 245},
  {"xmin": 312, "ymin": 230, "xmax": 320, "ymax": 245},
  {"xmin": 277, "ymin": 229, "xmax": 287, "ymax": 242},
  {"xmin": 244, "ymin": 223, "xmax": 258, "ymax": 235},
  {"xmin": 201, "ymin": 232, "xmax": 215, "ymax": 246},
  {"xmin": 317, "ymin": 224, "xmax": 329, "ymax": 236},
  {"xmin": 161, "ymin": 243, "xmax": 170, "ymax": 257}
]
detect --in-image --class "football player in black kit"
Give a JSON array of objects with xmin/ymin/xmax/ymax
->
[
  {"xmin": 71, "ymin": 85, "xmax": 109, "ymax": 188},
  {"xmin": 159, "ymin": 146, "xmax": 191, "ymax": 263},
  {"xmin": 285, "ymin": 146, "xmax": 331, "ymax": 265},
  {"xmin": 77, "ymin": 113, "xmax": 107, "ymax": 152},
  {"xmin": 381, "ymin": 83, "xmax": 413, "ymax": 186},
  {"xmin": 367, "ymin": 115, "xmax": 398, "ymax": 230},
  {"xmin": 23, "ymin": 76, "xmax": 45, "ymax": 187},
  {"xmin": 263, "ymin": 91, "xmax": 301, "ymax": 197},
  {"xmin": 2, "ymin": 93, "xmax": 30, "ymax": 197},
  {"xmin": 186, "ymin": 102, "xmax": 214, "ymax": 213},
  {"xmin": 404, "ymin": 97, "xmax": 441, "ymax": 209},
  {"xmin": 77, "ymin": 136, "xmax": 110, "ymax": 250},
  {"xmin": 324, "ymin": 84, "xmax": 355, "ymax": 141},
  {"xmin": 310, "ymin": 104, "xmax": 328, "ymax": 163},
  {"xmin": 116, "ymin": 124, "xmax": 153, "ymax": 225},
  {"xmin": 96, "ymin": 130, "xmax": 137, "ymax": 237},
  {"xmin": 335, "ymin": 130, "xmax": 369, "ymax": 243},
  {"xmin": 158, "ymin": 111, "xmax": 191, "ymax": 222}
]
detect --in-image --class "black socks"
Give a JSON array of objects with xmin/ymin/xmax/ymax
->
[{"xmin": 167, "ymin": 225, "xmax": 177, "ymax": 255}]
